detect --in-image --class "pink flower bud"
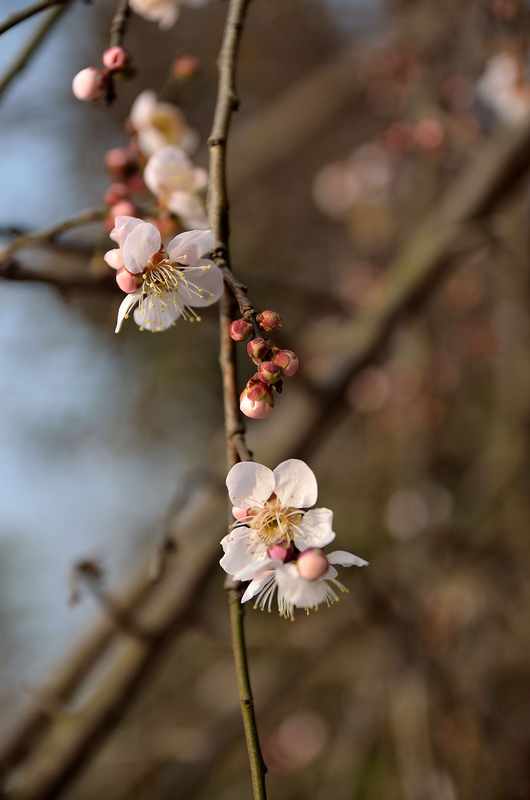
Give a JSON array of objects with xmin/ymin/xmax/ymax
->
[
  {"xmin": 246, "ymin": 338, "xmax": 270, "ymax": 363},
  {"xmin": 127, "ymin": 174, "xmax": 146, "ymax": 194},
  {"xmin": 258, "ymin": 361, "xmax": 282, "ymax": 385},
  {"xmin": 273, "ymin": 349, "xmax": 299, "ymax": 377},
  {"xmin": 105, "ymin": 148, "xmax": 131, "ymax": 180},
  {"xmin": 110, "ymin": 200, "xmax": 136, "ymax": 220},
  {"xmin": 232, "ymin": 506, "xmax": 248, "ymax": 520},
  {"xmin": 229, "ymin": 319, "xmax": 253, "ymax": 342},
  {"xmin": 102, "ymin": 46, "xmax": 128, "ymax": 72},
  {"xmin": 240, "ymin": 396, "xmax": 274, "ymax": 419},
  {"xmin": 245, "ymin": 380, "xmax": 272, "ymax": 403},
  {"xmin": 104, "ymin": 183, "xmax": 129, "ymax": 207},
  {"xmin": 72, "ymin": 67, "xmax": 106, "ymax": 101},
  {"xmin": 116, "ymin": 267, "xmax": 141, "ymax": 294},
  {"xmin": 296, "ymin": 548, "xmax": 329, "ymax": 581},
  {"xmin": 257, "ymin": 310, "xmax": 282, "ymax": 333},
  {"xmin": 104, "ymin": 248, "xmax": 124, "ymax": 269},
  {"xmin": 172, "ymin": 53, "xmax": 200, "ymax": 80},
  {"xmin": 268, "ymin": 542, "xmax": 295, "ymax": 562}
]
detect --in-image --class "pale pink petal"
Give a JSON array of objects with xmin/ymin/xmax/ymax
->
[
  {"xmin": 192, "ymin": 167, "xmax": 208, "ymax": 190},
  {"xmin": 179, "ymin": 260, "xmax": 224, "ymax": 308},
  {"xmin": 110, "ymin": 215, "xmax": 142, "ymax": 246},
  {"xmin": 167, "ymin": 229, "xmax": 215, "ymax": 264},
  {"xmin": 115, "ymin": 290, "xmax": 142, "ymax": 333},
  {"xmin": 133, "ymin": 291, "xmax": 181, "ymax": 332},
  {"xmin": 326, "ymin": 550, "xmax": 368, "ymax": 567},
  {"xmin": 275, "ymin": 563, "xmax": 329, "ymax": 608},
  {"xmin": 226, "ymin": 461, "xmax": 275, "ymax": 509},
  {"xmin": 241, "ymin": 571, "xmax": 275, "ymax": 603},
  {"xmin": 104, "ymin": 248, "xmax": 124, "ymax": 269},
  {"xmin": 323, "ymin": 566, "xmax": 338, "ymax": 580},
  {"xmin": 130, "ymin": 90, "xmax": 157, "ymax": 131},
  {"xmin": 292, "ymin": 508, "xmax": 335, "ymax": 551},
  {"xmin": 235, "ymin": 557, "xmax": 282, "ymax": 582},
  {"xmin": 167, "ymin": 192, "xmax": 209, "ymax": 229},
  {"xmin": 219, "ymin": 530, "xmax": 267, "ymax": 576},
  {"xmin": 273, "ymin": 459, "xmax": 318, "ymax": 509},
  {"xmin": 122, "ymin": 221, "xmax": 161, "ymax": 274}
]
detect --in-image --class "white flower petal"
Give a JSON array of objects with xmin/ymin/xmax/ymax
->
[
  {"xmin": 130, "ymin": 90, "xmax": 157, "ymax": 131},
  {"xmin": 323, "ymin": 566, "xmax": 338, "ymax": 580},
  {"xmin": 219, "ymin": 528, "xmax": 267, "ymax": 575},
  {"xmin": 179, "ymin": 260, "xmax": 224, "ymax": 308},
  {"xmin": 104, "ymin": 248, "xmax": 124, "ymax": 269},
  {"xmin": 115, "ymin": 291, "xmax": 142, "ymax": 333},
  {"xmin": 326, "ymin": 550, "xmax": 368, "ymax": 567},
  {"xmin": 133, "ymin": 291, "xmax": 181, "ymax": 332},
  {"xmin": 167, "ymin": 229, "xmax": 215, "ymax": 264},
  {"xmin": 235, "ymin": 557, "xmax": 282, "ymax": 582},
  {"xmin": 167, "ymin": 192, "xmax": 209, "ymax": 229},
  {"xmin": 122, "ymin": 221, "xmax": 161, "ymax": 274},
  {"xmin": 273, "ymin": 459, "xmax": 318, "ymax": 509},
  {"xmin": 241, "ymin": 572, "xmax": 275, "ymax": 604},
  {"xmin": 110, "ymin": 215, "xmax": 143, "ymax": 246},
  {"xmin": 226, "ymin": 462, "xmax": 275, "ymax": 509},
  {"xmin": 275, "ymin": 563, "xmax": 329, "ymax": 608},
  {"xmin": 292, "ymin": 508, "xmax": 335, "ymax": 550},
  {"xmin": 144, "ymin": 146, "xmax": 194, "ymax": 196}
]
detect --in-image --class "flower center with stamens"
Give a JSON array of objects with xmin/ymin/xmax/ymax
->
[{"xmin": 250, "ymin": 499, "xmax": 303, "ymax": 547}]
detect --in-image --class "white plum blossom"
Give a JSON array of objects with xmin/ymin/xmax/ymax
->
[
  {"xmin": 220, "ymin": 460, "xmax": 336, "ymax": 577},
  {"xmin": 477, "ymin": 53, "xmax": 530, "ymax": 125},
  {"xmin": 144, "ymin": 146, "xmax": 209, "ymax": 228},
  {"xmin": 130, "ymin": 91, "xmax": 199, "ymax": 157},
  {"xmin": 105, "ymin": 216, "xmax": 223, "ymax": 332},
  {"xmin": 129, "ymin": 0, "xmax": 209, "ymax": 29},
  {"xmin": 234, "ymin": 549, "xmax": 368, "ymax": 621}
]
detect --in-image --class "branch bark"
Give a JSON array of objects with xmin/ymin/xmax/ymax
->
[
  {"xmin": 207, "ymin": 1, "xmax": 267, "ymax": 798},
  {"xmin": 0, "ymin": 0, "xmax": 66, "ymax": 37},
  {"xmin": 0, "ymin": 2, "xmax": 71, "ymax": 100}
]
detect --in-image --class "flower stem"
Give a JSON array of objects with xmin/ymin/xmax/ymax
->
[{"xmin": 228, "ymin": 588, "xmax": 268, "ymax": 800}]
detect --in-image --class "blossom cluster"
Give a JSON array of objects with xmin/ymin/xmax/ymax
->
[
  {"xmin": 230, "ymin": 313, "xmax": 299, "ymax": 420},
  {"xmin": 220, "ymin": 459, "xmax": 367, "ymax": 620}
]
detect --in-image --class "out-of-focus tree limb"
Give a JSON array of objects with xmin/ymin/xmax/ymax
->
[
  {"xmin": 0, "ymin": 259, "xmax": 116, "ymax": 292},
  {"xmin": 0, "ymin": 0, "xmax": 67, "ymax": 36},
  {"xmin": 0, "ymin": 2, "xmax": 72, "ymax": 100},
  {"xmin": 4, "ymin": 113, "xmax": 530, "ymax": 800},
  {"xmin": 0, "ymin": 209, "xmax": 106, "ymax": 262}
]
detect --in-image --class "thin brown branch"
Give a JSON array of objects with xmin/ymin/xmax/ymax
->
[
  {"xmin": 0, "ymin": 2, "xmax": 71, "ymax": 100},
  {"xmin": 0, "ymin": 0, "xmax": 66, "ymax": 36},
  {"xmin": 109, "ymin": 0, "xmax": 130, "ymax": 47},
  {"xmin": 207, "ymin": 0, "xmax": 267, "ymax": 798},
  {"xmin": 0, "ymin": 259, "xmax": 116, "ymax": 293},
  {"xmin": 0, "ymin": 209, "xmax": 106, "ymax": 262}
]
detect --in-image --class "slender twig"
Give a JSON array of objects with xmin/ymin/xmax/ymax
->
[
  {"xmin": 0, "ymin": 2, "xmax": 71, "ymax": 100},
  {"xmin": 109, "ymin": 0, "xmax": 130, "ymax": 47},
  {"xmin": 0, "ymin": 208, "xmax": 106, "ymax": 262},
  {"xmin": 0, "ymin": 0, "xmax": 66, "ymax": 36},
  {"xmin": 207, "ymin": 0, "xmax": 267, "ymax": 798}
]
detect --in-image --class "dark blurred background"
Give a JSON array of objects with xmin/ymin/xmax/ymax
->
[{"xmin": 1, "ymin": 0, "xmax": 530, "ymax": 798}]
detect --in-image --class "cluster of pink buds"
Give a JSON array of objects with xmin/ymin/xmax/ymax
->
[
  {"xmin": 229, "ymin": 310, "xmax": 299, "ymax": 420},
  {"xmin": 102, "ymin": 140, "xmax": 145, "ymax": 232},
  {"xmin": 72, "ymin": 47, "xmax": 132, "ymax": 103}
]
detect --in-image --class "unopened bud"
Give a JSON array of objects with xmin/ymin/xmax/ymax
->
[
  {"xmin": 72, "ymin": 67, "xmax": 107, "ymax": 101},
  {"xmin": 246, "ymin": 338, "xmax": 270, "ymax": 363},
  {"xmin": 116, "ymin": 267, "xmax": 141, "ymax": 294},
  {"xmin": 232, "ymin": 506, "xmax": 248, "ymax": 521},
  {"xmin": 273, "ymin": 349, "xmax": 299, "ymax": 377},
  {"xmin": 104, "ymin": 148, "xmax": 131, "ymax": 181},
  {"xmin": 104, "ymin": 248, "xmax": 124, "ymax": 269},
  {"xmin": 257, "ymin": 310, "xmax": 282, "ymax": 333},
  {"xmin": 110, "ymin": 200, "xmax": 136, "ymax": 220},
  {"xmin": 258, "ymin": 361, "xmax": 282, "ymax": 385},
  {"xmin": 240, "ymin": 395, "xmax": 274, "ymax": 419},
  {"xmin": 296, "ymin": 548, "xmax": 329, "ymax": 581},
  {"xmin": 172, "ymin": 53, "xmax": 200, "ymax": 80},
  {"xmin": 268, "ymin": 542, "xmax": 295, "ymax": 562},
  {"xmin": 229, "ymin": 318, "xmax": 253, "ymax": 342},
  {"xmin": 102, "ymin": 46, "xmax": 128, "ymax": 72},
  {"xmin": 104, "ymin": 183, "xmax": 129, "ymax": 206},
  {"xmin": 127, "ymin": 174, "xmax": 146, "ymax": 194}
]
